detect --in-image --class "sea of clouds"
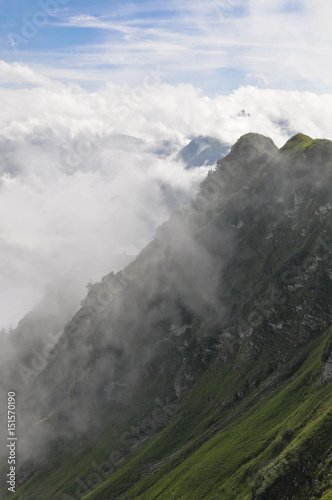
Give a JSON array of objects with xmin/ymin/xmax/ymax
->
[{"xmin": 1, "ymin": 60, "xmax": 332, "ymax": 330}]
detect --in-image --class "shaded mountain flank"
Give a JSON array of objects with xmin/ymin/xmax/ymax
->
[{"xmin": 1, "ymin": 133, "xmax": 332, "ymax": 499}]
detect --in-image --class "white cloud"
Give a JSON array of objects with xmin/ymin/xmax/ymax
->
[
  {"xmin": 0, "ymin": 60, "xmax": 56, "ymax": 87},
  {"xmin": 1, "ymin": 62, "xmax": 332, "ymax": 329},
  {"xmin": 56, "ymin": 14, "xmax": 131, "ymax": 34}
]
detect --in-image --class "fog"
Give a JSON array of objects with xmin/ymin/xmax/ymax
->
[{"xmin": 2, "ymin": 62, "xmax": 332, "ymax": 330}]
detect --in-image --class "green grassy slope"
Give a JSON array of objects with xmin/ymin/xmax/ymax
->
[
  {"xmin": 77, "ymin": 329, "xmax": 332, "ymax": 500},
  {"xmin": 9, "ymin": 329, "xmax": 332, "ymax": 500},
  {"xmin": 5, "ymin": 133, "xmax": 332, "ymax": 500}
]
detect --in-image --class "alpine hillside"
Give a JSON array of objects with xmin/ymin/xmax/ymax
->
[{"xmin": 1, "ymin": 132, "xmax": 332, "ymax": 500}]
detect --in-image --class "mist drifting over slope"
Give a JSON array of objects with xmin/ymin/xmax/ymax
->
[
  {"xmin": 2, "ymin": 62, "xmax": 332, "ymax": 329},
  {"xmin": 2, "ymin": 130, "xmax": 332, "ymax": 500}
]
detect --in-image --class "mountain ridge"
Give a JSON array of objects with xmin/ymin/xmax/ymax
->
[{"xmin": 1, "ymin": 132, "xmax": 332, "ymax": 499}]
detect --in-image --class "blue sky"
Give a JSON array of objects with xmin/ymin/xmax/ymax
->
[{"xmin": 1, "ymin": 0, "xmax": 331, "ymax": 95}]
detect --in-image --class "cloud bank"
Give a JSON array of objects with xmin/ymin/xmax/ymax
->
[{"xmin": 1, "ymin": 61, "xmax": 332, "ymax": 329}]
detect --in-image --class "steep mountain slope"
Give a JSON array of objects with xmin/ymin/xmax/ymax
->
[{"xmin": 2, "ymin": 133, "xmax": 332, "ymax": 500}]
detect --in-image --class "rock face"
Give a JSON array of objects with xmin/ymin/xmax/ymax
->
[
  {"xmin": 320, "ymin": 353, "xmax": 332, "ymax": 384},
  {"xmin": 321, "ymin": 356, "xmax": 332, "ymax": 383},
  {"xmin": 2, "ymin": 133, "xmax": 332, "ymax": 500}
]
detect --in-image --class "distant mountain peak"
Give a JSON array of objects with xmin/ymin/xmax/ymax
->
[{"xmin": 177, "ymin": 135, "xmax": 230, "ymax": 168}]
